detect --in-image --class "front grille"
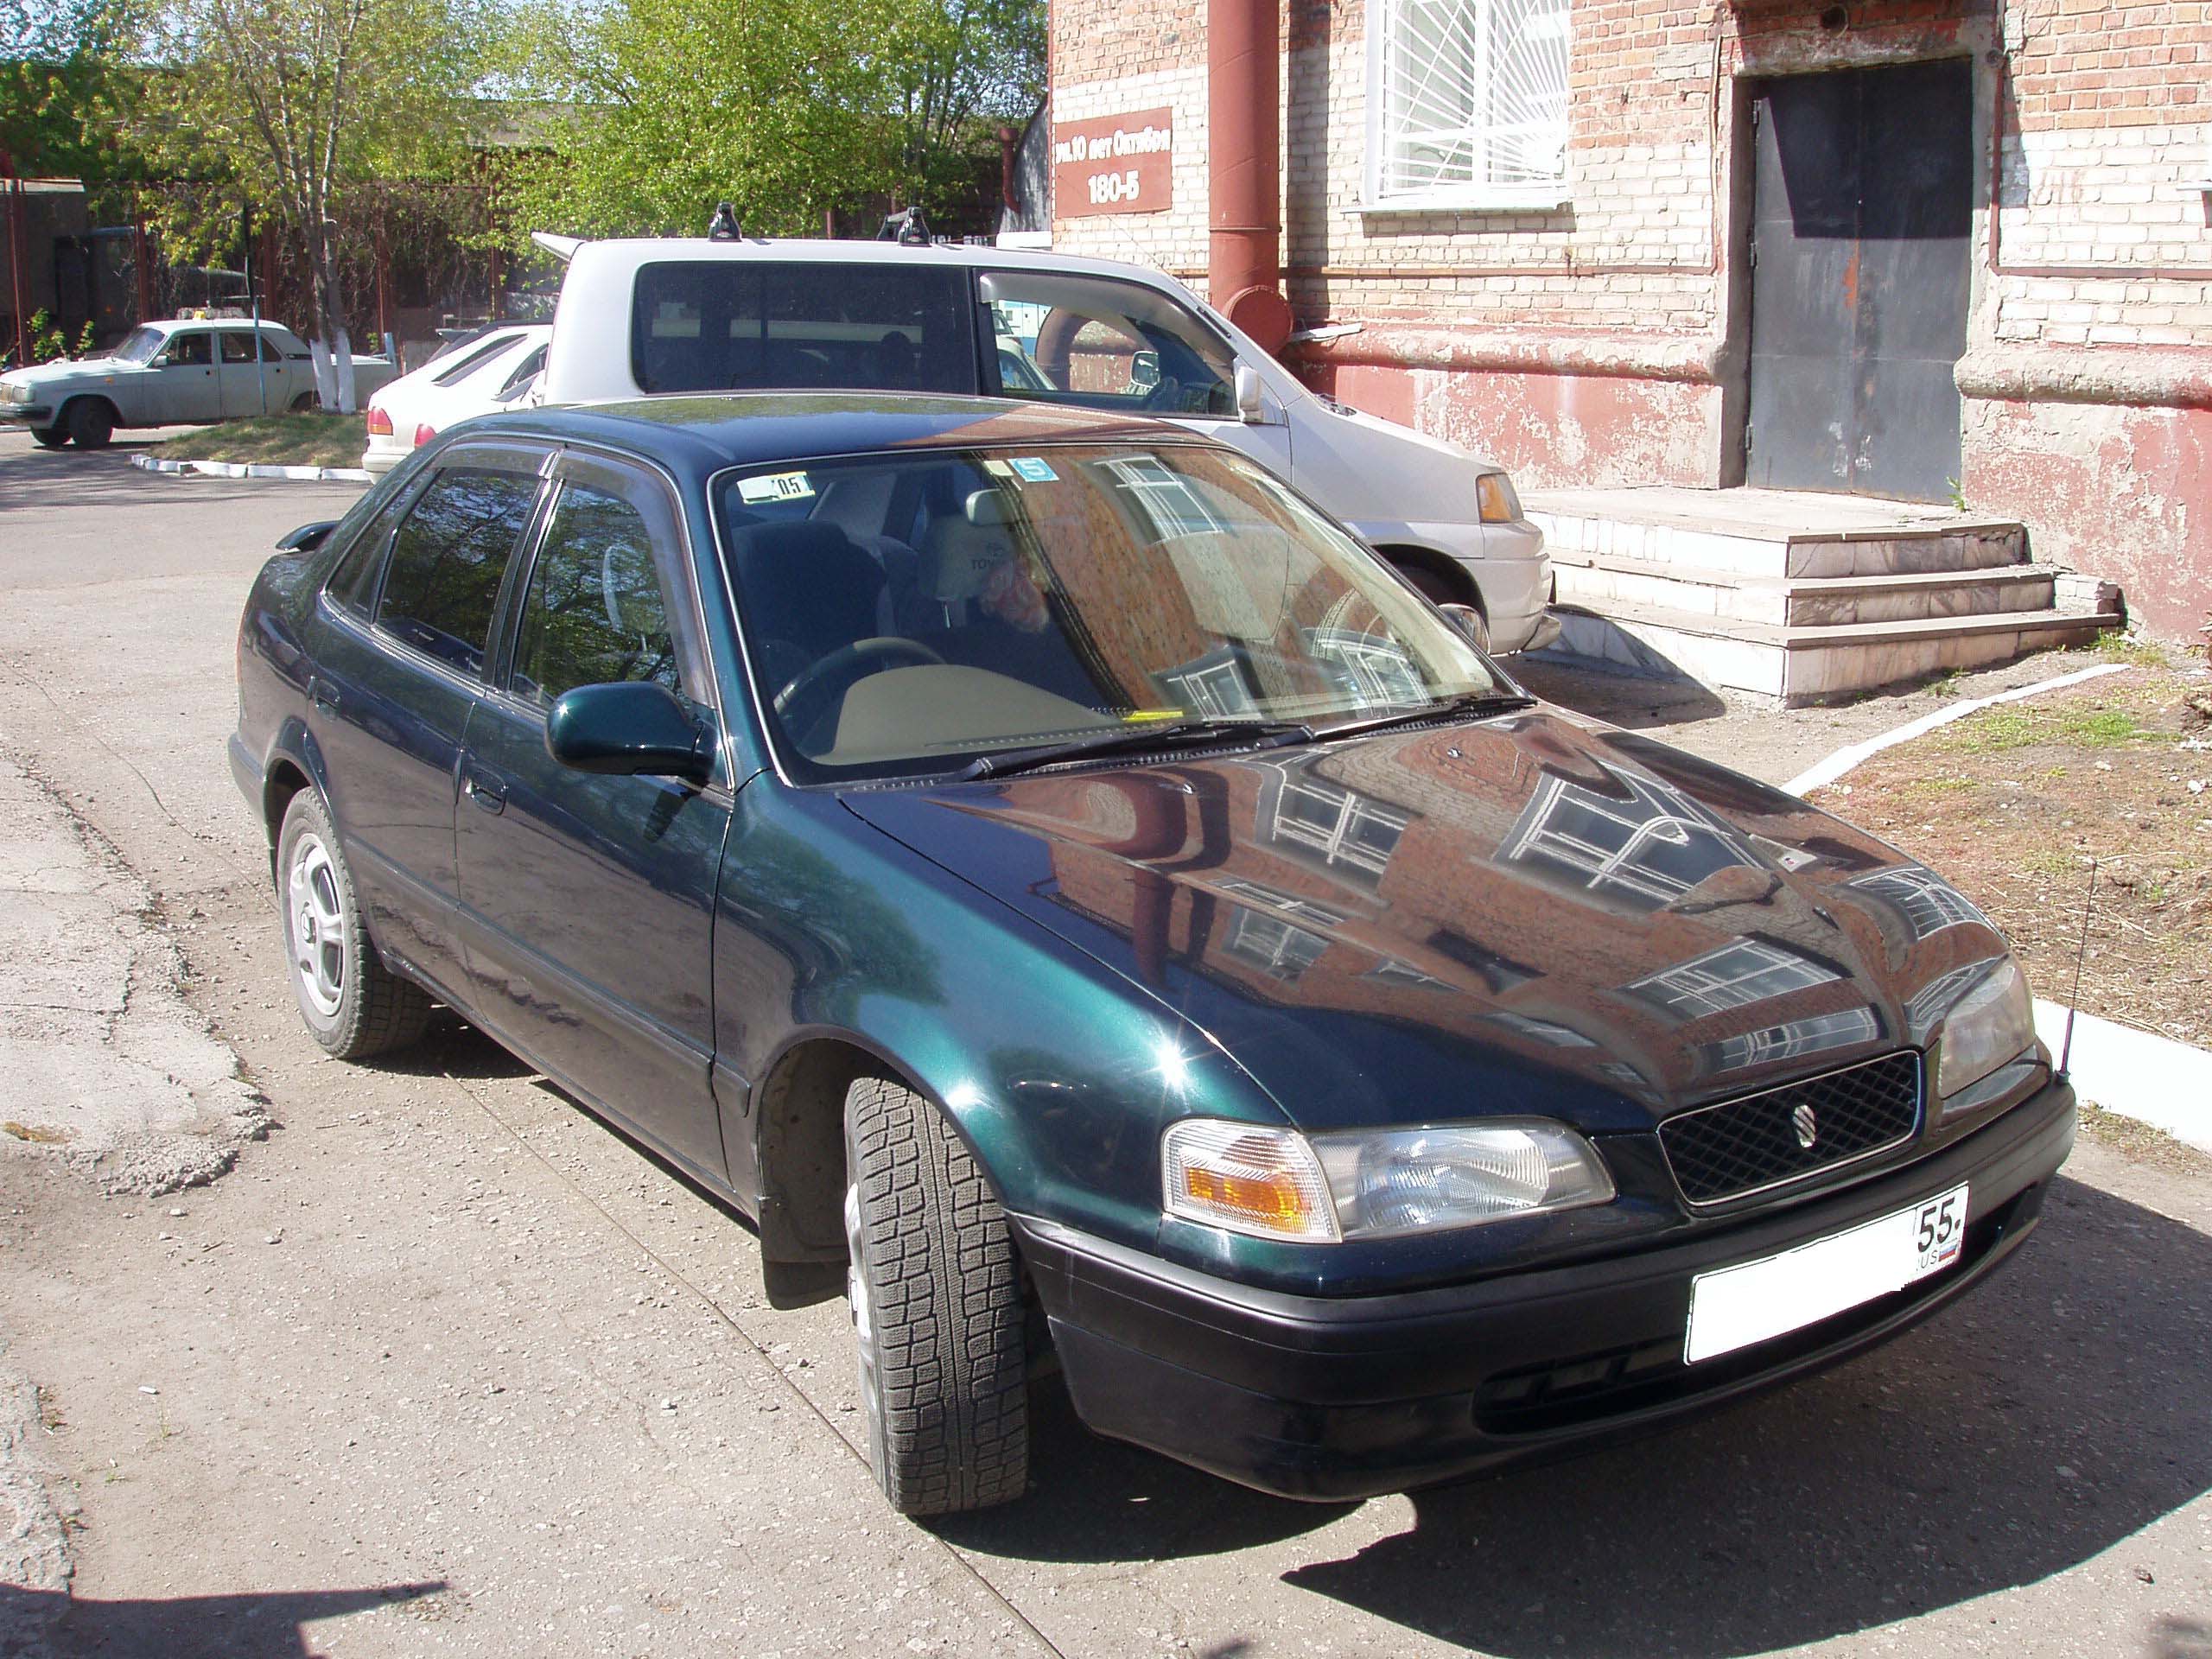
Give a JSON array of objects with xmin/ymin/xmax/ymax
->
[{"xmin": 1659, "ymin": 1049, "xmax": 1922, "ymax": 1206}]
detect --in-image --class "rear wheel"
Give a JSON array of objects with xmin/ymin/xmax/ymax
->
[
  {"xmin": 63, "ymin": 398, "xmax": 114, "ymax": 450},
  {"xmin": 843, "ymin": 1076, "xmax": 1029, "ymax": 1515},
  {"xmin": 29, "ymin": 426, "xmax": 67, "ymax": 449},
  {"xmin": 275, "ymin": 791, "xmax": 432, "ymax": 1059},
  {"xmin": 289, "ymin": 391, "xmax": 318, "ymax": 413}
]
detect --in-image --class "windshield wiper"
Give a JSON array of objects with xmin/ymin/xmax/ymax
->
[
  {"xmin": 958, "ymin": 718, "xmax": 1313, "ymax": 781},
  {"xmin": 1315, "ymin": 690, "xmax": 1535, "ymax": 743}
]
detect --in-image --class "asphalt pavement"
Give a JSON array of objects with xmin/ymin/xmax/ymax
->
[{"xmin": 0, "ymin": 426, "xmax": 2207, "ymax": 1659}]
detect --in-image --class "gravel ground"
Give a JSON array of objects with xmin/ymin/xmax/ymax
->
[{"xmin": 1, "ymin": 428, "xmax": 2207, "ymax": 1659}]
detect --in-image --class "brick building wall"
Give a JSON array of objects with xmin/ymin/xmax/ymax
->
[{"xmin": 1047, "ymin": 0, "xmax": 2212, "ymax": 641}]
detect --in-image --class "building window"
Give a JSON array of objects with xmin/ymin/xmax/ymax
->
[{"xmin": 1366, "ymin": 0, "xmax": 1570, "ymax": 209}]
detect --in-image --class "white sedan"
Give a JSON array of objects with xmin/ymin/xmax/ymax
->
[
  {"xmin": 361, "ymin": 324, "xmax": 550, "ymax": 475},
  {"xmin": 0, "ymin": 318, "xmax": 397, "ymax": 449}
]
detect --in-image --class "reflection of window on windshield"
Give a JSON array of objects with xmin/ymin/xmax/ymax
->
[{"xmin": 111, "ymin": 328, "xmax": 163, "ymax": 365}]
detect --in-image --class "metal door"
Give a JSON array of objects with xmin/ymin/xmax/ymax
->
[{"xmin": 1744, "ymin": 60, "xmax": 1973, "ymax": 501}]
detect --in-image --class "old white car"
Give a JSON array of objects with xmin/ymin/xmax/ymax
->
[{"xmin": 0, "ymin": 318, "xmax": 397, "ymax": 449}]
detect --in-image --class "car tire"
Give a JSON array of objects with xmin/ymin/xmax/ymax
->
[
  {"xmin": 29, "ymin": 425, "xmax": 67, "ymax": 448},
  {"xmin": 842, "ymin": 1075, "xmax": 1029, "ymax": 1516},
  {"xmin": 275, "ymin": 790, "xmax": 433, "ymax": 1059},
  {"xmin": 289, "ymin": 391, "xmax": 318, "ymax": 413},
  {"xmin": 63, "ymin": 398, "xmax": 114, "ymax": 450}
]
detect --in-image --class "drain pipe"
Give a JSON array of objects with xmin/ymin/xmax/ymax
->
[{"xmin": 1207, "ymin": 0, "xmax": 1293, "ymax": 354}]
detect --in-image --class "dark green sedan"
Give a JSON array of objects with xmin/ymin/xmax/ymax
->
[{"xmin": 232, "ymin": 395, "xmax": 2073, "ymax": 1514}]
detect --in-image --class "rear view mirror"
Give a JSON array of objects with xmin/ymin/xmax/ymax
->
[
  {"xmin": 1235, "ymin": 363, "xmax": 1268, "ymax": 425},
  {"xmin": 546, "ymin": 681, "xmax": 713, "ymax": 784},
  {"xmin": 276, "ymin": 521, "xmax": 338, "ymax": 556}
]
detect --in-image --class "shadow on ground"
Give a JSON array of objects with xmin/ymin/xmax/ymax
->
[
  {"xmin": 946, "ymin": 1175, "xmax": 2210, "ymax": 1657},
  {"xmin": 1512, "ymin": 652, "xmax": 1728, "ymax": 730},
  {"xmin": 4, "ymin": 1580, "xmax": 445, "ymax": 1658},
  {"xmin": 0, "ymin": 442, "xmax": 355, "ymax": 518}
]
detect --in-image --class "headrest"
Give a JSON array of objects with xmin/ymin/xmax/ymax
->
[{"xmin": 918, "ymin": 516, "xmax": 1014, "ymax": 604}]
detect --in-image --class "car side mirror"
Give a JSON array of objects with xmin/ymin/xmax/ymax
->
[
  {"xmin": 1438, "ymin": 602, "xmax": 1492, "ymax": 653},
  {"xmin": 150, "ymin": 354, "xmax": 172, "ymax": 369},
  {"xmin": 546, "ymin": 681, "xmax": 713, "ymax": 784},
  {"xmin": 1128, "ymin": 350, "xmax": 1161, "ymax": 391},
  {"xmin": 1235, "ymin": 363, "xmax": 1269, "ymax": 424},
  {"xmin": 276, "ymin": 521, "xmax": 338, "ymax": 556}
]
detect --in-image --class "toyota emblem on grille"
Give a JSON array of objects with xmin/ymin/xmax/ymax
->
[{"xmin": 1791, "ymin": 1103, "xmax": 1819, "ymax": 1149}]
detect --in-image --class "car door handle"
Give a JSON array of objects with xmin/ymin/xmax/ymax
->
[
  {"xmin": 463, "ymin": 772, "xmax": 506, "ymax": 815},
  {"xmin": 308, "ymin": 675, "xmax": 340, "ymax": 714}
]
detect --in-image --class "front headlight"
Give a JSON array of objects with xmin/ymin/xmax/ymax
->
[
  {"xmin": 0, "ymin": 381, "xmax": 28, "ymax": 404},
  {"xmin": 1162, "ymin": 1118, "xmax": 1614, "ymax": 1243},
  {"xmin": 1475, "ymin": 470, "xmax": 1522, "ymax": 524},
  {"xmin": 1934, "ymin": 957, "xmax": 2037, "ymax": 1097}
]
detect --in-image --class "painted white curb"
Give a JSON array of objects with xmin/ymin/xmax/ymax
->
[
  {"xmin": 132, "ymin": 453, "xmax": 369, "ymax": 484},
  {"xmin": 2034, "ymin": 999, "xmax": 2212, "ymax": 1153},
  {"xmin": 1782, "ymin": 661, "xmax": 2133, "ymax": 798}
]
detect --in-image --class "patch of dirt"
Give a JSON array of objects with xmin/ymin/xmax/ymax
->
[{"xmin": 1809, "ymin": 656, "xmax": 2212, "ymax": 1046}]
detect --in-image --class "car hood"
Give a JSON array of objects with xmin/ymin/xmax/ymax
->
[
  {"xmin": 3, "ymin": 359, "xmax": 135, "ymax": 390},
  {"xmin": 841, "ymin": 711, "xmax": 2014, "ymax": 1135}
]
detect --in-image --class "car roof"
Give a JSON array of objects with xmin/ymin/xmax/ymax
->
[
  {"xmin": 567, "ymin": 236, "xmax": 1189, "ymax": 289},
  {"xmin": 461, "ymin": 392, "xmax": 1208, "ymax": 477}
]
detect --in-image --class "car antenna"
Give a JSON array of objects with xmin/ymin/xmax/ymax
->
[
  {"xmin": 877, "ymin": 206, "xmax": 931, "ymax": 245},
  {"xmin": 707, "ymin": 202, "xmax": 743, "ymax": 241},
  {"xmin": 2057, "ymin": 856, "xmax": 2100, "ymax": 1078}
]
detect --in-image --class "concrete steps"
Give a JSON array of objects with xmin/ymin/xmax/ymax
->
[{"xmin": 1522, "ymin": 486, "xmax": 2122, "ymax": 704}]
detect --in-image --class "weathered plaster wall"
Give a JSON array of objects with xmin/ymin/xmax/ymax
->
[
  {"xmin": 1967, "ymin": 397, "xmax": 2211, "ymax": 641},
  {"xmin": 1049, "ymin": 0, "xmax": 2212, "ymax": 640}
]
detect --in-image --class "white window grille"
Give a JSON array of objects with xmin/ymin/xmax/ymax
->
[{"xmin": 1367, "ymin": 0, "xmax": 1571, "ymax": 209}]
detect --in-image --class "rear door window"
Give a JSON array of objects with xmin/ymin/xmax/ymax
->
[
  {"xmin": 375, "ymin": 467, "xmax": 543, "ymax": 675},
  {"xmin": 219, "ymin": 331, "xmax": 257, "ymax": 364},
  {"xmin": 978, "ymin": 270, "xmax": 1236, "ymax": 417},
  {"xmin": 631, "ymin": 261, "xmax": 977, "ymax": 396}
]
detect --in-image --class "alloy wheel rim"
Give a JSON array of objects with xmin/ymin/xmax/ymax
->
[{"xmin": 286, "ymin": 833, "xmax": 347, "ymax": 1020}]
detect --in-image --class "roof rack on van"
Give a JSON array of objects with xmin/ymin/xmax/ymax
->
[{"xmin": 877, "ymin": 207, "xmax": 931, "ymax": 246}]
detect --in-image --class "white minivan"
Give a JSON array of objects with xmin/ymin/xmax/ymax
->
[{"xmin": 534, "ymin": 237, "xmax": 1558, "ymax": 652}]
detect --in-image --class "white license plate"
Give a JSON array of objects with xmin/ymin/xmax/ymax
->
[{"xmin": 1685, "ymin": 1184, "xmax": 1968, "ymax": 1364}]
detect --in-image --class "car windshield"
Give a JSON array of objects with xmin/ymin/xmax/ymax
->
[
  {"xmin": 716, "ymin": 443, "xmax": 1502, "ymax": 784},
  {"xmin": 111, "ymin": 327, "xmax": 165, "ymax": 365}
]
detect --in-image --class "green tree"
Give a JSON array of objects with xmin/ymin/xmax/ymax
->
[
  {"xmin": 118, "ymin": 0, "xmax": 489, "ymax": 409},
  {"xmin": 500, "ymin": 0, "xmax": 1043, "ymax": 241},
  {"xmin": 0, "ymin": 0, "xmax": 136, "ymax": 181}
]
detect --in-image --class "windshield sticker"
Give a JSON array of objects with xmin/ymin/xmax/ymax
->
[
  {"xmin": 737, "ymin": 470, "xmax": 816, "ymax": 505},
  {"xmin": 981, "ymin": 458, "xmax": 1015, "ymax": 477},
  {"xmin": 1009, "ymin": 456, "xmax": 1059, "ymax": 483}
]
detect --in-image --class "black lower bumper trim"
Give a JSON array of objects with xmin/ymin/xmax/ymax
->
[{"xmin": 1014, "ymin": 1079, "xmax": 2075, "ymax": 1501}]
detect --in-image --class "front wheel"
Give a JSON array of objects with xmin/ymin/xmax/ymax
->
[
  {"xmin": 275, "ymin": 791, "xmax": 432, "ymax": 1058},
  {"xmin": 63, "ymin": 398, "xmax": 113, "ymax": 450},
  {"xmin": 843, "ymin": 1076, "xmax": 1029, "ymax": 1515},
  {"xmin": 29, "ymin": 425, "xmax": 67, "ymax": 449}
]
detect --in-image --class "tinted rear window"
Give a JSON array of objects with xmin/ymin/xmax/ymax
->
[
  {"xmin": 375, "ymin": 468, "xmax": 540, "ymax": 675},
  {"xmin": 631, "ymin": 261, "xmax": 978, "ymax": 396}
]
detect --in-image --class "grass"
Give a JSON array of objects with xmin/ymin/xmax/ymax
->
[
  {"xmin": 158, "ymin": 410, "xmax": 366, "ymax": 468},
  {"xmin": 1946, "ymin": 702, "xmax": 2172, "ymax": 755}
]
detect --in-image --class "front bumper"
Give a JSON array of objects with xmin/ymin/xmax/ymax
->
[
  {"xmin": 1015, "ymin": 1078, "xmax": 2074, "ymax": 1501},
  {"xmin": 0, "ymin": 404, "xmax": 57, "ymax": 427}
]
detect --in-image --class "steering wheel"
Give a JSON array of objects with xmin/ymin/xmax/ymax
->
[{"xmin": 772, "ymin": 637, "xmax": 946, "ymax": 725}]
